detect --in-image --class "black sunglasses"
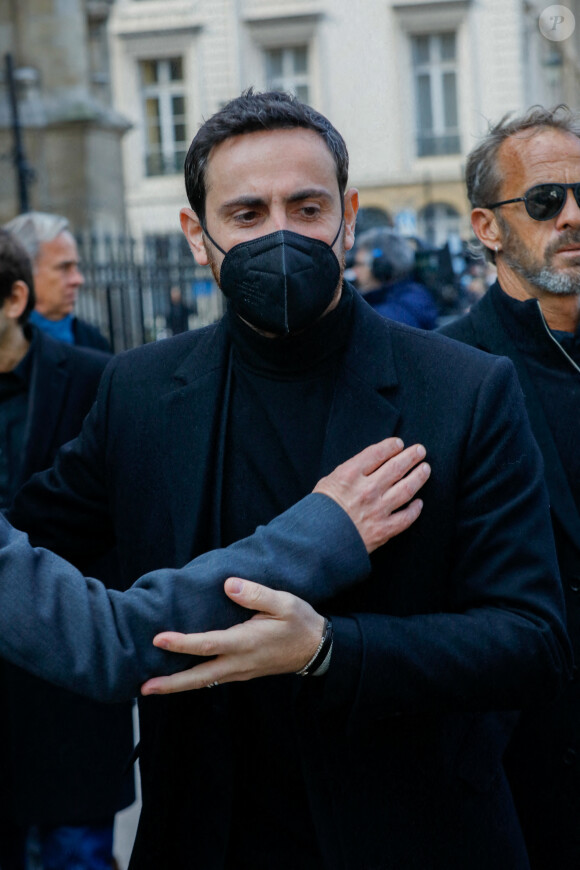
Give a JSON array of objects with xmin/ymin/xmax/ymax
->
[{"xmin": 484, "ymin": 182, "xmax": 580, "ymax": 221}]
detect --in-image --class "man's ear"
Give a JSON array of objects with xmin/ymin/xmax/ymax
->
[
  {"xmin": 343, "ymin": 187, "xmax": 359, "ymax": 252},
  {"xmin": 180, "ymin": 208, "xmax": 210, "ymax": 266},
  {"xmin": 471, "ymin": 208, "xmax": 502, "ymax": 255},
  {"xmin": 3, "ymin": 280, "xmax": 30, "ymax": 321}
]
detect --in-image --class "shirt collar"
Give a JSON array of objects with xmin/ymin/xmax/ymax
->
[
  {"xmin": 492, "ymin": 281, "xmax": 580, "ymax": 357},
  {"xmin": 29, "ymin": 311, "xmax": 75, "ymax": 345},
  {"xmin": 12, "ymin": 324, "xmax": 37, "ymax": 385}
]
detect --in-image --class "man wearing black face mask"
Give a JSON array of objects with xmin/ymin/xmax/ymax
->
[
  {"xmin": 8, "ymin": 90, "xmax": 571, "ymax": 869},
  {"xmin": 202, "ymin": 222, "xmax": 344, "ymax": 334}
]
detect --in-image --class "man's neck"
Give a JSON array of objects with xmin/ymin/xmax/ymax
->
[
  {"xmin": 0, "ymin": 325, "xmax": 30, "ymax": 373},
  {"xmin": 496, "ymin": 263, "xmax": 580, "ymax": 332},
  {"xmin": 32, "ymin": 310, "xmax": 69, "ymax": 324}
]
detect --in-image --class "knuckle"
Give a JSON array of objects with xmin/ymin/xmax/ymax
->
[
  {"xmin": 336, "ymin": 468, "xmax": 353, "ymax": 487},
  {"xmin": 396, "ymin": 508, "xmax": 413, "ymax": 527},
  {"xmin": 288, "ymin": 596, "xmax": 304, "ymax": 618},
  {"xmin": 367, "ymin": 478, "xmax": 380, "ymax": 497},
  {"xmin": 198, "ymin": 637, "xmax": 217, "ymax": 657},
  {"xmin": 394, "ymin": 453, "xmax": 411, "ymax": 475},
  {"xmin": 360, "ymin": 487, "xmax": 373, "ymax": 507},
  {"xmin": 403, "ymin": 477, "xmax": 417, "ymax": 498},
  {"xmin": 276, "ymin": 593, "xmax": 294, "ymax": 619},
  {"xmin": 246, "ymin": 583, "xmax": 263, "ymax": 604}
]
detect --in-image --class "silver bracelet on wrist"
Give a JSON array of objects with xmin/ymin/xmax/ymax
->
[{"xmin": 296, "ymin": 617, "xmax": 334, "ymax": 677}]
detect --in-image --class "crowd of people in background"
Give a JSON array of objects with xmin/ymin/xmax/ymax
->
[{"xmin": 344, "ymin": 212, "xmax": 500, "ymax": 330}]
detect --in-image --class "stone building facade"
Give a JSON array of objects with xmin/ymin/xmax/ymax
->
[
  {"xmin": 109, "ymin": 0, "xmax": 580, "ymax": 245},
  {"xmin": 0, "ymin": 0, "xmax": 130, "ymax": 233}
]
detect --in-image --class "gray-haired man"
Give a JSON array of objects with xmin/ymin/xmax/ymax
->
[
  {"xmin": 441, "ymin": 104, "xmax": 580, "ymax": 869},
  {"xmin": 4, "ymin": 212, "xmax": 110, "ymax": 352}
]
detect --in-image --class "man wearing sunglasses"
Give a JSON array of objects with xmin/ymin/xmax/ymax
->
[{"xmin": 441, "ymin": 105, "xmax": 580, "ymax": 869}]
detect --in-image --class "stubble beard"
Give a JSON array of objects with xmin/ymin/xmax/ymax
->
[
  {"xmin": 499, "ymin": 215, "xmax": 580, "ymax": 297},
  {"xmin": 204, "ymin": 241, "xmax": 222, "ymax": 288}
]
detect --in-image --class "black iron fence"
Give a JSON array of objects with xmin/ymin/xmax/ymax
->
[{"xmin": 75, "ymin": 233, "xmax": 223, "ymax": 353}]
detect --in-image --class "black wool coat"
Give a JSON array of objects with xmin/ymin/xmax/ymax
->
[
  {"xmin": 10, "ymin": 294, "xmax": 571, "ymax": 868},
  {"xmin": 1, "ymin": 328, "xmax": 134, "ymax": 825},
  {"xmin": 73, "ymin": 316, "xmax": 111, "ymax": 353},
  {"xmin": 440, "ymin": 284, "xmax": 580, "ymax": 869}
]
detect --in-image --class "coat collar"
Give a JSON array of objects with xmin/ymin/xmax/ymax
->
[
  {"xmin": 468, "ymin": 284, "xmax": 580, "ymax": 556},
  {"xmin": 318, "ymin": 290, "xmax": 400, "ymax": 477},
  {"xmin": 161, "ymin": 293, "xmax": 401, "ymax": 566},
  {"xmin": 160, "ymin": 320, "xmax": 231, "ymax": 566}
]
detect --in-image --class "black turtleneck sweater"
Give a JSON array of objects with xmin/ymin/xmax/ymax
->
[
  {"xmin": 218, "ymin": 286, "xmax": 354, "ymax": 869},
  {"xmin": 491, "ymin": 282, "xmax": 580, "ymax": 513}
]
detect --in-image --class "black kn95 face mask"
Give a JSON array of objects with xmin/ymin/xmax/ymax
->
[{"xmin": 204, "ymin": 222, "xmax": 343, "ymax": 335}]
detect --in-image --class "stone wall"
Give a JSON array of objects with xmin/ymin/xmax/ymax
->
[{"xmin": 0, "ymin": 0, "xmax": 129, "ymax": 232}]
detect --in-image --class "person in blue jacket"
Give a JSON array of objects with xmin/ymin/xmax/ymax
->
[
  {"xmin": 4, "ymin": 212, "xmax": 111, "ymax": 352},
  {"xmin": 353, "ymin": 226, "xmax": 438, "ymax": 328}
]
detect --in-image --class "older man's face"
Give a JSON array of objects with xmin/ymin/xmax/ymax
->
[
  {"xmin": 34, "ymin": 230, "xmax": 84, "ymax": 321},
  {"xmin": 493, "ymin": 128, "xmax": 580, "ymax": 297}
]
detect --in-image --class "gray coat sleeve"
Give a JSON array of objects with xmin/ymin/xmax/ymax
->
[{"xmin": 0, "ymin": 493, "xmax": 369, "ymax": 702}]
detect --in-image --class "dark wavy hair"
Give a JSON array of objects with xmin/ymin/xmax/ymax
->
[
  {"xmin": 0, "ymin": 228, "xmax": 35, "ymax": 324},
  {"xmin": 184, "ymin": 88, "xmax": 349, "ymax": 224}
]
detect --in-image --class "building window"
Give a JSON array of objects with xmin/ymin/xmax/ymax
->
[
  {"xmin": 140, "ymin": 57, "xmax": 188, "ymax": 177},
  {"xmin": 411, "ymin": 33, "xmax": 460, "ymax": 157},
  {"xmin": 264, "ymin": 46, "xmax": 310, "ymax": 103}
]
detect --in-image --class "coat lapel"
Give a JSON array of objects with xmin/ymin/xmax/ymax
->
[
  {"xmin": 319, "ymin": 294, "xmax": 401, "ymax": 477},
  {"xmin": 23, "ymin": 333, "xmax": 70, "ymax": 479},
  {"xmin": 470, "ymin": 291, "xmax": 580, "ymax": 557},
  {"xmin": 161, "ymin": 321, "xmax": 231, "ymax": 567},
  {"xmin": 162, "ymin": 299, "xmax": 401, "ymax": 566}
]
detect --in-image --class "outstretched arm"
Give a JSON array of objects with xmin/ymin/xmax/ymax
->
[
  {"xmin": 142, "ymin": 578, "xmax": 325, "ymax": 694},
  {"xmin": 141, "ymin": 361, "xmax": 572, "ymax": 716},
  {"xmin": 0, "ymin": 438, "xmax": 429, "ymax": 702}
]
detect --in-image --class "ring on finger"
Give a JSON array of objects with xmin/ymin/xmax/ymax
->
[{"xmin": 206, "ymin": 680, "xmax": 220, "ymax": 689}]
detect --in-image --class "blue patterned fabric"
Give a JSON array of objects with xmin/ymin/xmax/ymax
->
[{"xmin": 30, "ymin": 823, "xmax": 113, "ymax": 870}]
